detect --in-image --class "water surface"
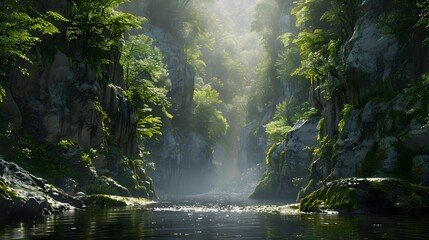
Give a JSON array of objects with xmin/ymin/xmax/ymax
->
[{"xmin": 1, "ymin": 195, "xmax": 429, "ymax": 239}]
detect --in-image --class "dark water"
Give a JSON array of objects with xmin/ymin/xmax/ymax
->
[{"xmin": 1, "ymin": 196, "xmax": 429, "ymax": 239}]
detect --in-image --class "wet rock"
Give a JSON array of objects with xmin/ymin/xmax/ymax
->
[
  {"xmin": 300, "ymin": 178, "xmax": 429, "ymax": 214},
  {"xmin": 81, "ymin": 194, "xmax": 152, "ymax": 207},
  {"xmin": 82, "ymin": 176, "xmax": 131, "ymax": 197},
  {"xmin": 0, "ymin": 158, "xmax": 82, "ymax": 217},
  {"xmin": 250, "ymin": 119, "xmax": 318, "ymax": 200}
]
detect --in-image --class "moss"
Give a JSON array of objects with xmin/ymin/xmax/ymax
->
[
  {"xmin": 300, "ymin": 178, "xmax": 429, "ymax": 214},
  {"xmin": 81, "ymin": 176, "xmax": 131, "ymax": 196},
  {"xmin": 0, "ymin": 180, "xmax": 21, "ymax": 200},
  {"xmin": 368, "ymin": 179, "xmax": 426, "ymax": 212},
  {"xmin": 299, "ymin": 181, "xmax": 358, "ymax": 212},
  {"xmin": 338, "ymin": 104, "xmax": 354, "ymax": 133},
  {"xmin": 83, "ymin": 194, "xmax": 127, "ymax": 207},
  {"xmin": 317, "ymin": 118, "xmax": 325, "ymax": 141},
  {"xmin": 249, "ymin": 173, "xmax": 278, "ymax": 199},
  {"xmin": 265, "ymin": 142, "xmax": 281, "ymax": 165},
  {"xmin": 297, "ymin": 179, "xmax": 314, "ymax": 201},
  {"xmin": 83, "ymin": 194, "xmax": 151, "ymax": 207}
]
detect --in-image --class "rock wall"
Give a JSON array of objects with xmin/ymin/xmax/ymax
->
[
  {"xmin": 250, "ymin": 119, "xmax": 318, "ymax": 200},
  {"xmin": 138, "ymin": 24, "xmax": 215, "ymax": 194},
  {"xmin": 250, "ymin": 0, "xmax": 429, "ymax": 201},
  {"xmin": 0, "ymin": 1, "xmax": 156, "ymax": 199},
  {"xmin": 0, "ymin": 158, "xmax": 82, "ymax": 217}
]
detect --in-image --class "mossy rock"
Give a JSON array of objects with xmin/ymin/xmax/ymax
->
[
  {"xmin": 300, "ymin": 178, "xmax": 429, "ymax": 214},
  {"xmin": 0, "ymin": 180, "xmax": 21, "ymax": 201},
  {"xmin": 249, "ymin": 173, "xmax": 279, "ymax": 199},
  {"xmin": 81, "ymin": 176, "xmax": 131, "ymax": 197},
  {"xmin": 82, "ymin": 194, "xmax": 152, "ymax": 207}
]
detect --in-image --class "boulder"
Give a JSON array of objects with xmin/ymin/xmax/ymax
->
[
  {"xmin": 300, "ymin": 178, "xmax": 429, "ymax": 214},
  {"xmin": 333, "ymin": 110, "xmax": 372, "ymax": 178},
  {"xmin": 250, "ymin": 119, "xmax": 318, "ymax": 200},
  {"xmin": 0, "ymin": 158, "xmax": 82, "ymax": 217}
]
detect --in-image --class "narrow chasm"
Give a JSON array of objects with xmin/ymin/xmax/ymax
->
[{"xmin": 1, "ymin": 0, "xmax": 429, "ymax": 239}]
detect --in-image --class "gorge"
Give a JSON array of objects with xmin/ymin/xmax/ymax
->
[{"xmin": 1, "ymin": 0, "xmax": 429, "ymax": 239}]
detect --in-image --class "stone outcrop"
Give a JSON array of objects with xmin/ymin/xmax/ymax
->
[
  {"xmin": 328, "ymin": 95, "xmax": 428, "ymax": 181},
  {"xmin": 300, "ymin": 178, "xmax": 429, "ymax": 214},
  {"xmin": 150, "ymin": 128, "xmax": 214, "ymax": 194},
  {"xmin": 250, "ymin": 0, "xmax": 429, "ymax": 203},
  {"xmin": 145, "ymin": 26, "xmax": 195, "ymax": 123},
  {"xmin": 0, "ymin": 158, "xmax": 83, "ymax": 217},
  {"xmin": 0, "ymin": 14, "xmax": 154, "ymax": 200},
  {"xmin": 250, "ymin": 119, "xmax": 318, "ymax": 200},
  {"xmin": 136, "ymin": 25, "xmax": 216, "ymax": 194}
]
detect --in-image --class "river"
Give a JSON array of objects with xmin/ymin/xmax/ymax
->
[{"xmin": 1, "ymin": 193, "xmax": 429, "ymax": 239}]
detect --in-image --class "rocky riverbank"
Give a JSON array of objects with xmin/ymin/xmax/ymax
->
[{"xmin": 300, "ymin": 178, "xmax": 429, "ymax": 214}]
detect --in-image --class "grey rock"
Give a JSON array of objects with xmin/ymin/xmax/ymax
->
[
  {"xmin": 375, "ymin": 137, "xmax": 400, "ymax": 176},
  {"xmin": 0, "ymin": 158, "xmax": 82, "ymax": 217},
  {"xmin": 401, "ymin": 124, "xmax": 429, "ymax": 155}
]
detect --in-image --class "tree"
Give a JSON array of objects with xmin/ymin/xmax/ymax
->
[
  {"xmin": 192, "ymin": 85, "xmax": 229, "ymax": 145},
  {"xmin": 0, "ymin": 0, "xmax": 63, "ymax": 101},
  {"xmin": 66, "ymin": 0, "xmax": 141, "ymax": 70},
  {"xmin": 121, "ymin": 34, "xmax": 172, "ymax": 140},
  {"xmin": 291, "ymin": 0, "xmax": 362, "ymax": 103}
]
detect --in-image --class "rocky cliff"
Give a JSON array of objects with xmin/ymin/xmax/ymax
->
[
  {"xmin": 0, "ymin": 1, "xmax": 156, "ymax": 207},
  {"xmin": 142, "ymin": 25, "xmax": 215, "ymax": 194},
  {"xmin": 250, "ymin": 0, "xmax": 429, "ymax": 203}
]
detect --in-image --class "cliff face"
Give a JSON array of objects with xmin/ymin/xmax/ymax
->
[
  {"xmin": 0, "ymin": 1, "xmax": 155, "ymax": 200},
  {"xmin": 143, "ymin": 25, "xmax": 215, "ymax": 194},
  {"xmin": 250, "ymin": 0, "xmax": 429, "ymax": 201}
]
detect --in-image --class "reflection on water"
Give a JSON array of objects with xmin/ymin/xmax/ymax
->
[{"xmin": 1, "ymin": 198, "xmax": 429, "ymax": 239}]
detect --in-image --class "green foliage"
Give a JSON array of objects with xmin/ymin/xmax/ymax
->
[
  {"xmin": 0, "ymin": 1, "xmax": 64, "ymax": 102},
  {"xmin": 66, "ymin": 0, "xmax": 141, "ymax": 66},
  {"xmin": 265, "ymin": 99, "xmax": 318, "ymax": 145},
  {"xmin": 418, "ymin": 0, "xmax": 429, "ymax": 45},
  {"xmin": 338, "ymin": 104, "xmax": 354, "ymax": 133},
  {"xmin": 265, "ymin": 142, "xmax": 281, "ymax": 165},
  {"xmin": 0, "ymin": 85, "xmax": 5, "ymax": 102},
  {"xmin": 264, "ymin": 101, "xmax": 292, "ymax": 145},
  {"xmin": 379, "ymin": 0, "xmax": 420, "ymax": 43},
  {"xmin": 80, "ymin": 148, "xmax": 97, "ymax": 168},
  {"xmin": 94, "ymin": 101, "xmax": 110, "ymax": 138},
  {"xmin": 404, "ymin": 74, "xmax": 429, "ymax": 118},
  {"xmin": 121, "ymin": 34, "xmax": 170, "ymax": 89},
  {"xmin": 291, "ymin": 0, "xmax": 362, "ymax": 103},
  {"xmin": 0, "ymin": 1, "xmax": 61, "ymax": 75},
  {"xmin": 118, "ymin": 155, "xmax": 154, "ymax": 197},
  {"xmin": 120, "ymin": 34, "xmax": 172, "ymax": 141},
  {"xmin": 317, "ymin": 117, "xmax": 325, "ymax": 141},
  {"xmin": 251, "ymin": 0, "xmax": 282, "ymax": 50},
  {"xmin": 192, "ymin": 85, "xmax": 229, "ymax": 144},
  {"xmin": 57, "ymin": 139, "xmax": 75, "ymax": 151}
]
